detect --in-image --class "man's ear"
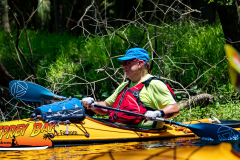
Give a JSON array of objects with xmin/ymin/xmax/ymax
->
[{"xmin": 138, "ymin": 61, "xmax": 144, "ymax": 68}]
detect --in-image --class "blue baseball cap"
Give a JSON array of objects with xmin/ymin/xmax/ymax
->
[{"xmin": 117, "ymin": 48, "xmax": 150, "ymax": 62}]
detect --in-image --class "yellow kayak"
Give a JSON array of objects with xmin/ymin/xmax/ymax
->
[
  {"xmin": 0, "ymin": 116, "xmax": 240, "ymax": 147},
  {"xmin": 5, "ymin": 80, "xmax": 240, "ymax": 147}
]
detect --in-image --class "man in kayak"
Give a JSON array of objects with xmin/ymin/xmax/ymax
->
[{"xmin": 82, "ymin": 48, "xmax": 179, "ymax": 129}]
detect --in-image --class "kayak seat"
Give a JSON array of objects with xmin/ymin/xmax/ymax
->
[{"xmin": 90, "ymin": 115, "xmax": 167, "ymax": 132}]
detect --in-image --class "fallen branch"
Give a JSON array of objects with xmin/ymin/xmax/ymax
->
[{"xmin": 179, "ymin": 93, "xmax": 215, "ymax": 108}]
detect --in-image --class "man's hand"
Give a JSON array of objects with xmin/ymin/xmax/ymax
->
[
  {"xmin": 81, "ymin": 97, "xmax": 97, "ymax": 109},
  {"xmin": 144, "ymin": 110, "xmax": 162, "ymax": 120}
]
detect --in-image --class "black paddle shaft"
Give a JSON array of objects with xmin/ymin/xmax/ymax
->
[
  {"xmin": 93, "ymin": 104, "xmax": 146, "ymax": 118},
  {"xmin": 94, "ymin": 104, "xmax": 181, "ymax": 125},
  {"xmin": 93, "ymin": 104, "xmax": 199, "ymax": 126}
]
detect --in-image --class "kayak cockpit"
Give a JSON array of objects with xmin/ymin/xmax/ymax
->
[{"xmin": 86, "ymin": 115, "xmax": 168, "ymax": 133}]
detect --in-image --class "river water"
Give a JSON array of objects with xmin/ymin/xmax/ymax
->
[{"xmin": 0, "ymin": 137, "xmax": 206, "ymax": 160}]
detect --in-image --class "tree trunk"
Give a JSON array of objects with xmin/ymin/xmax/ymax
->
[
  {"xmin": 191, "ymin": 0, "xmax": 217, "ymax": 24},
  {"xmin": 49, "ymin": 0, "xmax": 55, "ymax": 32},
  {"xmin": 0, "ymin": 61, "xmax": 13, "ymax": 88},
  {"xmin": 53, "ymin": 0, "xmax": 64, "ymax": 33},
  {"xmin": 115, "ymin": 0, "xmax": 137, "ymax": 27},
  {"xmin": 217, "ymin": 1, "xmax": 240, "ymax": 51},
  {"xmin": 66, "ymin": 0, "xmax": 94, "ymax": 35},
  {"xmin": 66, "ymin": 0, "xmax": 82, "ymax": 35},
  {"xmin": 11, "ymin": 0, "xmax": 28, "ymax": 26},
  {"xmin": 142, "ymin": 0, "xmax": 153, "ymax": 23},
  {"xmin": 36, "ymin": 0, "xmax": 51, "ymax": 30},
  {"xmin": 2, "ymin": 0, "xmax": 10, "ymax": 31}
]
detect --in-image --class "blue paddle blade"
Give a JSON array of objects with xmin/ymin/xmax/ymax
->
[
  {"xmin": 9, "ymin": 80, "xmax": 66, "ymax": 102},
  {"xmin": 178, "ymin": 122, "xmax": 240, "ymax": 141}
]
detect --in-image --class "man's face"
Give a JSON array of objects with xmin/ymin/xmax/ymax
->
[{"xmin": 122, "ymin": 59, "xmax": 143, "ymax": 78}]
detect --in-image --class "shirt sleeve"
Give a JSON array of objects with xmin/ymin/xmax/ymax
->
[
  {"xmin": 105, "ymin": 82, "xmax": 128, "ymax": 106},
  {"xmin": 147, "ymin": 80, "xmax": 176, "ymax": 110}
]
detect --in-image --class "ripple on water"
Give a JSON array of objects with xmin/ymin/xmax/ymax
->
[{"xmin": 0, "ymin": 137, "xmax": 225, "ymax": 160}]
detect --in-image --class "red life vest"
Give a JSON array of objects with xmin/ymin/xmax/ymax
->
[{"xmin": 108, "ymin": 76, "xmax": 176, "ymax": 125}]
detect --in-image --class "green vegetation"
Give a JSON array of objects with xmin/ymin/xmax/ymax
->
[{"xmin": 0, "ymin": 20, "xmax": 239, "ymax": 122}]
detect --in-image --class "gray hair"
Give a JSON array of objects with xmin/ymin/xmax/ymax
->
[
  {"xmin": 143, "ymin": 61, "xmax": 149, "ymax": 68},
  {"xmin": 143, "ymin": 61, "xmax": 149, "ymax": 73}
]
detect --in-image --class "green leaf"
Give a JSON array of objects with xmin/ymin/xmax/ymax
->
[
  {"xmin": 191, "ymin": 85, "xmax": 198, "ymax": 90},
  {"xmin": 177, "ymin": 96, "xmax": 181, "ymax": 99},
  {"xmin": 74, "ymin": 94, "xmax": 84, "ymax": 99},
  {"xmin": 101, "ymin": 92, "xmax": 109, "ymax": 98}
]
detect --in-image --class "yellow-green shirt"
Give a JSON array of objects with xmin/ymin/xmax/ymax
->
[{"xmin": 105, "ymin": 74, "xmax": 176, "ymax": 110}]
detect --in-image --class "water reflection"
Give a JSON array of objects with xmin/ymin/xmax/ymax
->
[{"xmin": 0, "ymin": 137, "xmax": 206, "ymax": 160}]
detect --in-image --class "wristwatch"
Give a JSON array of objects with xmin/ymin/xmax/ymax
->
[{"xmin": 160, "ymin": 110, "xmax": 165, "ymax": 118}]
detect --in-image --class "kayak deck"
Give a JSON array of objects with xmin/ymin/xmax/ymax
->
[
  {"xmin": 48, "ymin": 116, "xmax": 240, "ymax": 145},
  {"xmin": 49, "ymin": 116, "xmax": 195, "ymax": 144}
]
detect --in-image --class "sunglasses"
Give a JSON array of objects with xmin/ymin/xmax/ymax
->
[{"xmin": 122, "ymin": 59, "xmax": 143, "ymax": 67}]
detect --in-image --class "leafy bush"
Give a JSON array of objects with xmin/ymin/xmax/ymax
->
[{"xmin": 0, "ymin": 20, "xmax": 239, "ymax": 121}]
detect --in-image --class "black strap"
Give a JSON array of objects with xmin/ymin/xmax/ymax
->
[
  {"xmin": 152, "ymin": 121, "xmax": 157, "ymax": 128},
  {"xmin": 126, "ymin": 75, "xmax": 162, "ymax": 89},
  {"xmin": 142, "ymin": 76, "xmax": 161, "ymax": 87},
  {"xmin": 142, "ymin": 76, "xmax": 176, "ymax": 101},
  {"xmin": 126, "ymin": 76, "xmax": 164, "ymax": 109},
  {"xmin": 127, "ymin": 90, "xmax": 141, "ymax": 106}
]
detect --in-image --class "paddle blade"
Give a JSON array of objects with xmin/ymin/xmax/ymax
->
[
  {"xmin": 229, "ymin": 65, "xmax": 240, "ymax": 92},
  {"xmin": 9, "ymin": 80, "xmax": 66, "ymax": 102},
  {"xmin": 225, "ymin": 44, "xmax": 240, "ymax": 92},
  {"xmin": 225, "ymin": 44, "xmax": 240, "ymax": 72},
  {"xmin": 187, "ymin": 123, "xmax": 240, "ymax": 141}
]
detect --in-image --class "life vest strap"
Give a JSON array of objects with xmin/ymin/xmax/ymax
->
[{"xmin": 142, "ymin": 76, "xmax": 176, "ymax": 100}]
